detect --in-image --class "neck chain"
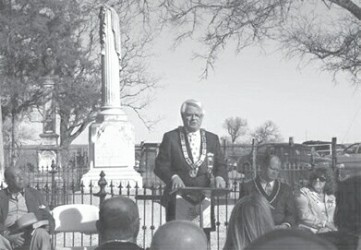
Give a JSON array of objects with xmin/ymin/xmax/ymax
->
[{"xmin": 179, "ymin": 126, "xmax": 207, "ymax": 177}]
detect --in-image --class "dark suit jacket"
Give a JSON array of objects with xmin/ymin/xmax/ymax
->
[
  {"xmin": 0, "ymin": 187, "xmax": 55, "ymax": 235},
  {"xmin": 239, "ymin": 177, "xmax": 296, "ymax": 226},
  {"xmin": 154, "ymin": 127, "xmax": 227, "ymax": 210}
]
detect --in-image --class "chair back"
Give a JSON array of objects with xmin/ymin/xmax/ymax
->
[{"xmin": 52, "ymin": 204, "xmax": 99, "ymax": 234}]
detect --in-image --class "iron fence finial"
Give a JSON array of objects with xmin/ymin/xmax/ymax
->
[{"xmin": 94, "ymin": 171, "xmax": 107, "ymax": 205}]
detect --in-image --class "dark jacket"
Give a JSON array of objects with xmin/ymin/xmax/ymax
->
[
  {"xmin": 95, "ymin": 242, "xmax": 143, "ymax": 250},
  {"xmin": 239, "ymin": 177, "xmax": 296, "ymax": 226},
  {"xmin": 0, "ymin": 187, "xmax": 55, "ymax": 235},
  {"xmin": 155, "ymin": 128, "xmax": 227, "ymax": 193}
]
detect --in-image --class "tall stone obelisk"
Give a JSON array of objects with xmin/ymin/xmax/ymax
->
[
  {"xmin": 81, "ymin": 5, "xmax": 142, "ymax": 188},
  {"xmin": 38, "ymin": 75, "xmax": 59, "ymax": 171}
]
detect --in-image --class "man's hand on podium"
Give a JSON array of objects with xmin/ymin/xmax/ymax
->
[
  {"xmin": 215, "ymin": 176, "xmax": 226, "ymax": 188},
  {"xmin": 172, "ymin": 175, "xmax": 185, "ymax": 190}
]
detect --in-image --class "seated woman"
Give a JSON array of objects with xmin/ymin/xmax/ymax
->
[
  {"xmin": 223, "ymin": 194, "xmax": 274, "ymax": 250},
  {"xmin": 295, "ymin": 166, "xmax": 337, "ymax": 233}
]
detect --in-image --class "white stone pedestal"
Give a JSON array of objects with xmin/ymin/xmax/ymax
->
[
  {"xmin": 38, "ymin": 133, "xmax": 59, "ymax": 171},
  {"xmin": 81, "ymin": 119, "xmax": 143, "ymax": 189}
]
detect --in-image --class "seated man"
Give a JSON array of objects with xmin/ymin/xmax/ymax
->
[
  {"xmin": 150, "ymin": 220, "xmax": 207, "ymax": 250},
  {"xmin": 239, "ymin": 154, "xmax": 296, "ymax": 228},
  {"xmin": 0, "ymin": 167, "xmax": 54, "ymax": 250},
  {"xmin": 95, "ymin": 196, "xmax": 143, "ymax": 250}
]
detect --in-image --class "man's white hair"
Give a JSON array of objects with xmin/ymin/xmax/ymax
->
[{"xmin": 180, "ymin": 99, "xmax": 205, "ymax": 115}]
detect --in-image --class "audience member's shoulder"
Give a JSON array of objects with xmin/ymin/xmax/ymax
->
[
  {"xmin": 293, "ymin": 188, "xmax": 308, "ymax": 199},
  {"xmin": 278, "ymin": 181, "xmax": 293, "ymax": 191},
  {"xmin": 25, "ymin": 186, "xmax": 43, "ymax": 195},
  {"xmin": 245, "ymin": 229, "xmax": 337, "ymax": 250},
  {"xmin": 319, "ymin": 231, "xmax": 359, "ymax": 250}
]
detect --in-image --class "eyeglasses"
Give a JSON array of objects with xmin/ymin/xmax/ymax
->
[{"xmin": 313, "ymin": 176, "xmax": 326, "ymax": 182}]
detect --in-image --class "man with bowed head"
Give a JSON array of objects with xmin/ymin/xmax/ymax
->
[
  {"xmin": 240, "ymin": 154, "xmax": 296, "ymax": 228},
  {"xmin": 150, "ymin": 220, "xmax": 208, "ymax": 250},
  {"xmin": 95, "ymin": 196, "xmax": 142, "ymax": 250},
  {"xmin": 154, "ymin": 99, "xmax": 228, "ymax": 221}
]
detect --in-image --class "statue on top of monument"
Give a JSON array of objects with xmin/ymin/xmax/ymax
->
[
  {"xmin": 98, "ymin": 5, "xmax": 122, "ymax": 110},
  {"xmin": 42, "ymin": 47, "xmax": 57, "ymax": 76},
  {"xmin": 99, "ymin": 5, "xmax": 121, "ymax": 61}
]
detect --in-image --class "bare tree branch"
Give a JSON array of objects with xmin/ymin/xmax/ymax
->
[
  {"xmin": 160, "ymin": 0, "xmax": 291, "ymax": 77},
  {"xmin": 328, "ymin": 0, "xmax": 361, "ymax": 20},
  {"xmin": 223, "ymin": 117, "xmax": 248, "ymax": 143}
]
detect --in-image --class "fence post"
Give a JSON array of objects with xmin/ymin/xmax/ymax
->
[
  {"xmin": 288, "ymin": 137, "xmax": 294, "ymax": 185},
  {"xmin": 331, "ymin": 137, "xmax": 337, "ymax": 172},
  {"xmin": 49, "ymin": 160, "xmax": 57, "ymax": 209},
  {"xmin": 251, "ymin": 138, "xmax": 256, "ymax": 179},
  {"xmin": 94, "ymin": 171, "xmax": 107, "ymax": 205},
  {"xmin": 94, "ymin": 171, "xmax": 107, "ymax": 246},
  {"xmin": 310, "ymin": 147, "xmax": 315, "ymax": 168},
  {"xmin": 222, "ymin": 138, "xmax": 227, "ymax": 158}
]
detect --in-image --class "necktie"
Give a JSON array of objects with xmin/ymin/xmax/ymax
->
[{"xmin": 265, "ymin": 182, "xmax": 273, "ymax": 196}]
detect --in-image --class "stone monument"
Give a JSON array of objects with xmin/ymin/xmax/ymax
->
[
  {"xmin": 38, "ymin": 71, "xmax": 59, "ymax": 171},
  {"xmin": 81, "ymin": 5, "xmax": 142, "ymax": 188}
]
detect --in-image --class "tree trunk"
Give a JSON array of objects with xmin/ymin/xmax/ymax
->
[
  {"xmin": 59, "ymin": 140, "xmax": 72, "ymax": 168},
  {"xmin": 10, "ymin": 108, "xmax": 16, "ymax": 167},
  {"xmin": 0, "ymin": 98, "xmax": 4, "ymax": 182}
]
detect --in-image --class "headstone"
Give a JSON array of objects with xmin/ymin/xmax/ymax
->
[{"xmin": 81, "ymin": 5, "xmax": 142, "ymax": 188}]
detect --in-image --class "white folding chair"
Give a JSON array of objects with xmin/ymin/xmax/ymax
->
[{"xmin": 51, "ymin": 204, "xmax": 99, "ymax": 250}]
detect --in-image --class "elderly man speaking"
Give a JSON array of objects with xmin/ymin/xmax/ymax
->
[{"xmin": 154, "ymin": 99, "xmax": 228, "ymax": 223}]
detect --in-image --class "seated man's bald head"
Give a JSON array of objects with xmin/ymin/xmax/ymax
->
[
  {"xmin": 97, "ymin": 196, "xmax": 139, "ymax": 241},
  {"xmin": 151, "ymin": 221, "xmax": 207, "ymax": 250}
]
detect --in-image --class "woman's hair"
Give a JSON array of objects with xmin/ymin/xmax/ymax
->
[
  {"xmin": 223, "ymin": 194, "xmax": 274, "ymax": 250},
  {"xmin": 334, "ymin": 175, "xmax": 361, "ymax": 234},
  {"xmin": 307, "ymin": 166, "xmax": 336, "ymax": 195}
]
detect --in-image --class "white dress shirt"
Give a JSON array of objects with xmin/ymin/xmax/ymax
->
[{"xmin": 187, "ymin": 130, "xmax": 201, "ymax": 162}]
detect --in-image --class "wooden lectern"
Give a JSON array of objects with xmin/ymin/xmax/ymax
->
[{"xmin": 172, "ymin": 187, "xmax": 231, "ymax": 230}]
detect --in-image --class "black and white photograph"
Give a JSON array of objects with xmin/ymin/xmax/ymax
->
[{"xmin": 0, "ymin": 0, "xmax": 360, "ymax": 249}]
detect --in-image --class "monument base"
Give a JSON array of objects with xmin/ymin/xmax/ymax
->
[
  {"xmin": 81, "ymin": 168, "xmax": 143, "ymax": 191},
  {"xmin": 38, "ymin": 133, "xmax": 58, "ymax": 171},
  {"xmin": 84, "ymin": 114, "xmax": 143, "ymax": 191},
  {"xmin": 38, "ymin": 149, "xmax": 57, "ymax": 171}
]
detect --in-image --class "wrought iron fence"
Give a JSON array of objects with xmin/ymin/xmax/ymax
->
[
  {"xmin": 1, "ymin": 139, "xmax": 343, "ymax": 249},
  {"xmin": 0, "ymin": 162, "xmax": 315, "ymax": 250}
]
